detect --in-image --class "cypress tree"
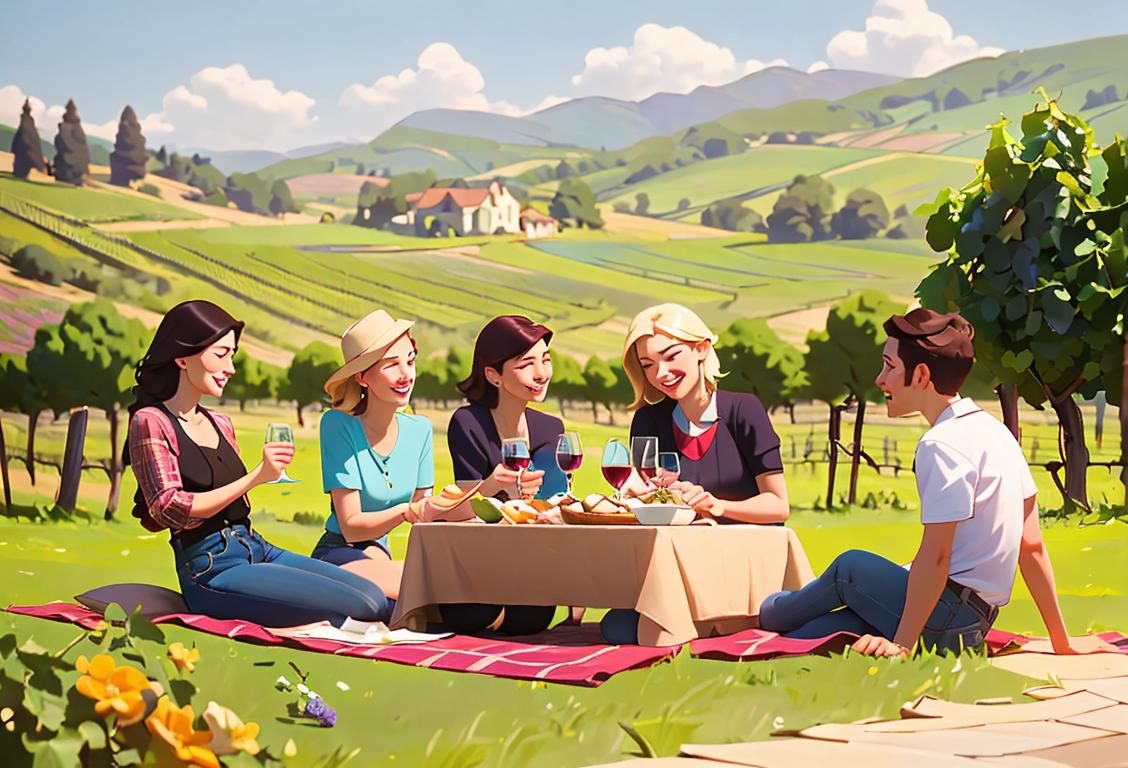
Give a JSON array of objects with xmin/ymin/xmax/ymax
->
[
  {"xmin": 109, "ymin": 105, "xmax": 147, "ymax": 186},
  {"xmin": 11, "ymin": 100, "xmax": 46, "ymax": 178},
  {"xmin": 53, "ymin": 99, "xmax": 90, "ymax": 185}
]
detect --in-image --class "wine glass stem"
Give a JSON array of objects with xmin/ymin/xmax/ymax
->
[{"xmin": 517, "ymin": 468, "xmax": 523, "ymax": 498}]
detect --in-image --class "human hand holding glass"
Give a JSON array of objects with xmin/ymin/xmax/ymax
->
[
  {"xmin": 264, "ymin": 423, "xmax": 298, "ymax": 484},
  {"xmin": 555, "ymin": 431, "xmax": 583, "ymax": 497}
]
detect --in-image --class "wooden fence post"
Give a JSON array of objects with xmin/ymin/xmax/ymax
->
[
  {"xmin": 57, "ymin": 407, "xmax": 89, "ymax": 513},
  {"xmin": 0, "ymin": 416, "xmax": 10, "ymax": 513}
]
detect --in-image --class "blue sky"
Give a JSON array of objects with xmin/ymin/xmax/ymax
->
[{"xmin": 3, "ymin": 0, "xmax": 1127, "ymax": 150}]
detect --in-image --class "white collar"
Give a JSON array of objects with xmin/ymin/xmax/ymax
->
[
  {"xmin": 934, "ymin": 397, "xmax": 981, "ymax": 426},
  {"xmin": 673, "ymin": 392, "xmax": 719, "ymax": 437}
]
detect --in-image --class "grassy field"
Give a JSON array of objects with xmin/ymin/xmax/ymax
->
[{"xmin": 0, "ymin": 175, "xmax": 202, "ymax": 223}]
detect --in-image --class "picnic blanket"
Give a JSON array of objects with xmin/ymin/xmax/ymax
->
[{"xmin": 10, "ymin": 602, "xmax": 1127, "ymax": 687}]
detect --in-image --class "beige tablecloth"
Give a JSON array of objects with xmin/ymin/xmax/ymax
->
[{"xmin": 389, "ymin": 523, "xmax": 815, "ymax": 646}]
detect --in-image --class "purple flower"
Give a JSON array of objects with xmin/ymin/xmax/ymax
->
[{"xmin": 303, "ymin": 696, "xmax": 336, "ymax": 727}]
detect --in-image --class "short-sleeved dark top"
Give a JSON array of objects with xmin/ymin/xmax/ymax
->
[
  {"xmin": 447, "ymin": 405, "xmax": 567, "ymax": 499},
  {"xmin": 630, "ymin": 390, "xmax": 783, "ymax": 507}
]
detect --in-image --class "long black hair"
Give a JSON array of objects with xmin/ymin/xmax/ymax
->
[{"xmin": 125, "ymin": 301, "xmax": 243, "ymax": 530}]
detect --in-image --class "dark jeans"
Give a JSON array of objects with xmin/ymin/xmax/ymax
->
[
  {"xmin": 174, "ymin": 524, "xmax": 391, "ymax": 627},
  {"xmin": 758, "ymin": 549, "xmax": 991, "ymax": 654},
  {"xmin": 436, "ymin": 603, "xmax": 556, "ymax": 636},
  {"xmin": 310, "ymin": 529, "xmax": 390, "ymax": 566}
]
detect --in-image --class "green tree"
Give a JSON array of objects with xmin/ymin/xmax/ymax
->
[
  {"xmin": 10, "ymin": 100, "xmax": 46, "ymax": 178},
  {"xmin": 701, "ymin": 198, "xmax": 765, "ymax": 232},
  {"xmin": 555, "ymin": 160, "xmax": 576, "ymax": 180},
  {"xmin": 28, "ymin": 300, "xmax": 147, "ymax": 517},
  {"xmin": 269, "ymin": 179, "xmax": 300, "ymax": 216},
  {"xmin": 635, "ymin": 193, "xmax": 650, "ymax": 216},
  {"xmin": 0, "ymin": 355, "xmax": 49, "ymax": 491},
  {"xmin": 766, "ymin": 175, "xmax": 835, "ymax": 242},
  {"xmin": 109, "ymin": 106, "xmax": 147, "ymax": 187},
  {"xmin": 225, "ymin": 356, "xmax": 278, "ymax": 411},
  {"xmin": 549, "ymin": 352, "xmax": 586, "ymax": 419},
  {"xmin": 831, "ymin": 187, "xmax": 890, "ymax": 240},
  {"xmin": 605, "ymin": 357, "xmax": 634, "ymax": 425},
  {"xmin": 283, "ymin": 341, "xmax": 339, "ymax": 427},
  {"xmin": 10, "ymin": 245, "xmax": 74, "ymax": 287},
  {"xmin": 443, "ymin": 347, "xmax": 473, "ymax": 402},
  {"xmin": 803, "ymin": 290, "xmax": 905, "ymax": 507},
  {"xmin": 917, "ymin": 93, "xmax": 1128, "ymax": 508},
  {"xmin": 717, "ymin": 318, "xmax": 806, "ymax": 420},
  {"xmin": 413, "ymin": 353, "xmax": 450, "ymax": 407},
  {"xmin": 582, "ymin": 356, "xmax": 618, "ymax": 423},
  {"xmin": 550, "ymin": 178, "xmax": 604, "ymax": 229},
  {"xmin": 53, "ymin": 99, "xmax": 90, "ymax": 185},
  {"xmin": 225, "ymin": 172, "xmax": 272, "ymax": 215}
]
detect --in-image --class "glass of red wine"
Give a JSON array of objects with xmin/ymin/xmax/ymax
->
[
  {"xmin": 601, "ymin": 438, "xmax": 631, "ymax": 501},
  {"xmin": 556, "ymin": 431, "xmax": 583, "ymax": 497},
  {"xmin": 501, "ymin": 438, "xmax": 531, "ymax": 499},
  {"xmin": 656, "ymin": 451, "xmax": 681, "ymax": 488},
  {"xmin": 632, "ymin": 436, "xmax": 658, "ymax": 489}
]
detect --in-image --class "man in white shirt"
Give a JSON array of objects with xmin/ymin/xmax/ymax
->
[{"xmin": 760, "ymin": 308, "xmax": 1102, "ymax": 656}]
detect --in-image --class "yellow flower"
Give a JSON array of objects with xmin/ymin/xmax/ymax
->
[
  {"xmin": 74, "ymin": 654, "xmax": 152, "ymax": 726},
  {"xmin": 203, "ymin": 701, "xmax": 261, "ymax": 756},
  {"xmin": 145, "ymin": 697, "xmax": 219, "ymax": 768},
  {"xmin": 168, "ymin": 642, "xmax": 201, "ymax": 673},
  {"xmin": 867, "ymin": 665, "xmax": 879, "ymax": 676}
]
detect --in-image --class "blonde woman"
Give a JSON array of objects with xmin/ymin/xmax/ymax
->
[
  {"xmin": 600, "ymin": 304, "xmax": 791, "ymax": 642},
  {"xmin": 311, "ymin": 310, "xmax": 460, "ymax": 600}
]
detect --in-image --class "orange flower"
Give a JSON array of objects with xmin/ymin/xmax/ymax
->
[
  {"xmin": 203, "ymin": 701, "xmax": 261, "ymax": 756},
  {"xmin": 168, "ymin": 642, "xmax": 201, "ymax": 673},
  {"xmin": 74, "ymin": 654, "xmax": 152, "ymax": 726},
  {"xmin": 145, "ymin": 697, "xmax": 219, "ymax": 768}
]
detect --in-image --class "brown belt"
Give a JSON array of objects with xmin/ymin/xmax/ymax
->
[{"xmin": 946, "ymin": 577, "xmax": 998, "ymax": 626}]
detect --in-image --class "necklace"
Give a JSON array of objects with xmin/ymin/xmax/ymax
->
[{"xmin": 361, "ymin": 418, "xmax": 396, "ymax": 489}]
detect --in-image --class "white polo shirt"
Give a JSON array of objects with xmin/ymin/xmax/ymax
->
[{"xmin": 915, "ymin": 398, "xmax": 1036, "ymax": 606}]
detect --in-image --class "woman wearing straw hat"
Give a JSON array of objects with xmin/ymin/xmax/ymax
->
[
  {"xmin": 600, "ymin": 303, "xmax": 791, "ymax": 642},
  {"xmin": 312, "ymin": 310, "xmax": 460, "ymax": 598}
]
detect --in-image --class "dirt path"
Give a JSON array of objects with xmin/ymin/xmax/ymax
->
[{"xmin": 601, "ymin": 210, "xmax": 735, "ymax": 239}]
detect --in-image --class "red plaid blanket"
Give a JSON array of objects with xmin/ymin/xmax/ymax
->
[{"xmin": 5, "ymin": 603, "xmax": 678, "ymax": 687}]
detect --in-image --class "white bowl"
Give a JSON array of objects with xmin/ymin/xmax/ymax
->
[{"xmin": 631, "ymin": 504, "xmax": 695, "ymax": 526}]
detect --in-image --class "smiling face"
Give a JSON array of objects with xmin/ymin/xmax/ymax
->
[
  {"xmin": 634, "ymin": 332, "xmax": 709, "ymax": 403},
  {"xmin": 486, "ymin": 338, "xmax": 552, "ymax": 405},
  {"xmin": 875, "ymin": 337, "xmax": 927, "ymax": 418},
  {"xmin": 177, "ymin": 330, "xmax": 237, "ymax": 399},
  {"xmin": 356, "ymin": 333, "xmax": 417, "ymax": 409}
]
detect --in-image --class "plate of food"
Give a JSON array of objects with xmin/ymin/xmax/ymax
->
[
  {"xmin": 469, "ymin": 496, "xmax": 557, "ymax": 524},
  {"xmin": 624, "ymin": 488, "xmax": 695, "ymax": 526},
  {"xmin": 559, "ymin": 494, "xmax": 638, "ymax": 525}
]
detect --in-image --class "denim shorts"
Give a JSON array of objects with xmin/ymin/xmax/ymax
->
[{"xmin": 310, "ymin": 530, "xmax": 390, "ymax": 566}]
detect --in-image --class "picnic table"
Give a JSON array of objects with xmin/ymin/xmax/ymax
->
[{"xmin": 390, "ymin": 523, "xmax": 815, "ymax": 646}]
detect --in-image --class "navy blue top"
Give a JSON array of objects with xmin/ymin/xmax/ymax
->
[{"xmin": 447, "ymin": 405, "xmax": 567, "ymax": 500}]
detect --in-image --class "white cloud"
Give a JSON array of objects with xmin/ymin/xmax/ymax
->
[
  {"xmin": 825, "ymin": 0, "xmax": 1004, "ymax": 78},
  {"xmin": 807, "ymin": 61, "xmax": 830, "ymax": 74},
  {"xmin": 0, "ymin": 85, "xmax": 64, "ymax": 135},
  {"xmin": 569, "ymin": 24, "xmax": 788, "ymax": 101},
  {"xmin": 340, "ymin": 42, "xmax": 522, "ymax": 125},
  {"xmin": 149, "ymin": 65, "xmax": 317, "ymax": 150}
]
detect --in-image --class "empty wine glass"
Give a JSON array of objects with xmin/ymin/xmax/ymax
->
[
  {"xmin": 264, "ymin": 423, "xmax": 298, "ymax": 484},
  {"xmin": 631, "ymin": 436, "xmax": 658, "ymax": 489},
  {"xmin": 555, "ymin": 431, "xmax": 583, "ymax": 497},
  {"xmin": 656, "ymin": 452, "xmax": 681, "ymax": 488},
  {"xmin": 501, "ymin": 437, "xmax": 531, "ymax": 498},
  {"xmin": 601, "ymin": 438, "xmax": 631, "ymax": 501}
]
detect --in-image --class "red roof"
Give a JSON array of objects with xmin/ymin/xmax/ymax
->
[
  {"xmin": 410, "ymin": 187, "xmax": 492, "ymax": 210},
  {"xmin": 520, "ymin": 208, "xmax": 556, "ymax": 223}
]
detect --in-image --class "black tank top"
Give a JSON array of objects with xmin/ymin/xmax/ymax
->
[{"xmin": 159, "ymin": 404, "xmax": 250, "ymax": 523}]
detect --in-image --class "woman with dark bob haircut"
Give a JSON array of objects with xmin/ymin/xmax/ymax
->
[
  {"xmin": 126, "ymin": 300, "xmax": 391, "ymax": 627},
  {"xmin": 442, "ymin": 314, "xmax": 569, "ymax": 635}
]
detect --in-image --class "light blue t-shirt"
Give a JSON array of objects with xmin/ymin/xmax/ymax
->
[{"xmin": 319, "ymin": 409, "xmax": 435, "ymax": 548}]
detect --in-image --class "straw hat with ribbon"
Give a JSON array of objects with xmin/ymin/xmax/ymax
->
[{"xmin": 324, "ymin": 310, "xmax": 414, "ymax": 410}]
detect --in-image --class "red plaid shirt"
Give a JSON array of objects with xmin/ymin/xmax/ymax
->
[{"xmin": 128, "ymin": 406, "xmax": 243, "ymax": 532}]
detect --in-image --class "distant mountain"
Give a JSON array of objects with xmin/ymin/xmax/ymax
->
[
  {"xmin": 180, "ymin": 148, "xmax": 289, "ymax": 174},
  {"xmin": 284, "ymin": 141, "xmax": 355, "ymax": 160},
  {"xmin": 400, "ymin": 67, "xmax": 898, "ymax": 149}
]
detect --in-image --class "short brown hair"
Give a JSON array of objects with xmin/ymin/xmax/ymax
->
[
  {"xmin": 883, "ymin": 309, "xmax": 975, "ymax": 396},
  {"xmin": 459, "ymin": 316, "xmax": 553, "ymax": 408}
]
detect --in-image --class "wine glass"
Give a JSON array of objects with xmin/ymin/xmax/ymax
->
[
  {"xmin": 555, "ymin": 432, "xmax": 583, "ymax": 497},
  {"xmin": 601, "ymin": 438, "xmax": 631, "ymax": 501},
  {"xmin": 632, "ymin": 436, "xmax": 658, "ymax": 489},
  {"xmin": 656, "ymin": 452, "xmax": 681, "ymax": 488},
  {"xmin": 264, "ymin": 423, "xmax": 298, "ymax": 484},
  {"xmin": 501, "ymin": 437, "xmax": 531, "ymax": 498}
]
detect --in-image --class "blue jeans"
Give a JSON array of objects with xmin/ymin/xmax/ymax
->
[
  {"xmin": 173, "ymin": 524, "xmax": 391, "ymax": 627},
  {"xmin": 758, "ymin": 549, "xmax": 990, "ymax": 653}
]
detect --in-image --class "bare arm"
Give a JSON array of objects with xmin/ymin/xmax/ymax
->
[
  {"xmin": 333, "ymin": 487, "xmax": 431, "ymax": 542},
  {"xmin": 714, "ymin": 472, "xmax": 790, "ymax": 523},
  {"xmin": 892, "ymin": 521, "xmax": 957, "ymax": 650},
  {"xmin": 1017, "ymin": 494, "xmax": 1074, "ymax": 653}
]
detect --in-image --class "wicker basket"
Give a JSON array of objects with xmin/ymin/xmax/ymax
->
[{"xmin": 560, "ymin": 504, "xmax": 638, "ymax": 526}]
